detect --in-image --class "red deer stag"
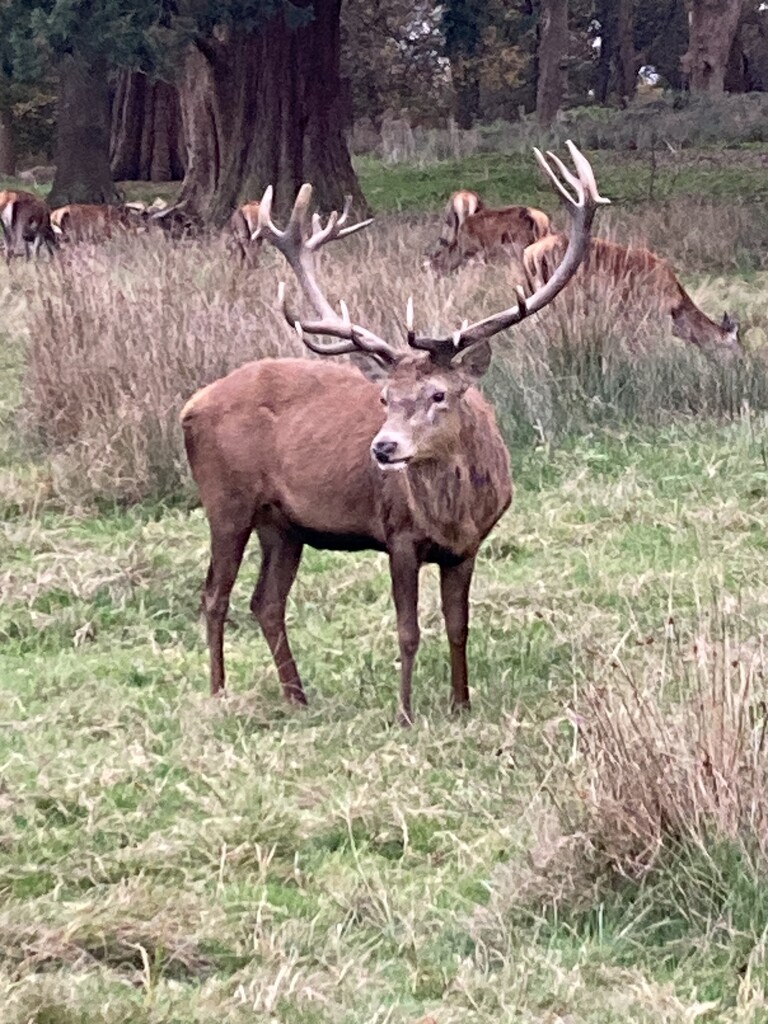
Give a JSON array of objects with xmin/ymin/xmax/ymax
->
[
  {"xmin": 228, "ymin": 200, "xmax": 264, "ymax": 264},
  {"xmin": 428, "ymin": 203, "xmax": 552, "ymax": 274},
  {"xmin": 0, "ymin": 189, "xmax": 56, "ymax": 263},
  {"xmin": 523, "ymin": 234, "xmax": 741, "ymax": 357},
  {"xmin": 181, "ymin": 142, "xmax": 608, "ymax": 724}
]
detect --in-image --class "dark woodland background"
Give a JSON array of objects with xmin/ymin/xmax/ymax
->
[{"xmin": 2, "ymin": 1, "xmax": 765, "ymax": 220}]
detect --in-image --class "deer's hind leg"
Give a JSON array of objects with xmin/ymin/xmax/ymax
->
[
  {"xmin": 203, "ymin": 518, "xmax": 253, "ymax": 696},
  {"xmin": 250, "ymin": 526, "xmax": 307, "ymax": 705}
]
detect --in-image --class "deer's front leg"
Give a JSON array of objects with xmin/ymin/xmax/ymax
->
[
  {"xmin": 389, "ymin": 543, "xmax": 421, "ymax": 727},
  {"xmin": 439, "ymin": 556, "xmax": 475, "ymax": 712}
]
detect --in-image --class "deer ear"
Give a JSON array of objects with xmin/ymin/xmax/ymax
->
[
  {"xmin": 722, "ymin": 311, "xmax": 739, "ymax": 332},
  {"xmin": 456, "ymin": 340, "xmax": 492, "ymax": 379}
]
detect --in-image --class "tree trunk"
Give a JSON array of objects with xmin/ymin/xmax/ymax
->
[
  {"xmin": 724, "ymin": 19, "xmax": 749, "ymax": 91},
  {"xmin": 616, "ymin": 0, "xmax": 638, "ymax": 102},
  {"xmin": 536, "ymin": 0, "xmax": 568, "ymax": 126},
  {"xmin": 176, "ymin": 0, "xmax": 367, "ymax": 226},
  {"xmin": 0, "ymin": 74, "xmax": 15, "ymax": 175},
  {"xmin": 682, "ymin": 0, "xmax": 745, "ymax": 93},
  {"xmin": 450, "ymin": 58, "xmax": 481, "ymax": 128},
  {"xmin": 111, "ymin": 71, "xmax": 185, "ymax": 181},
  {"xmin": 596, "ymin": 0, "xmax": 616, "ymax": 104},
  {"xmin": 49, "ymin": 53, "xmax": 119, "ymax": 207}
]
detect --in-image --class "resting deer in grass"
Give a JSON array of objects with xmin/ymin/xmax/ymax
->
[
  {"xmin": 0, "ymin": 189, "xmax": 56, "ymax": 263},
  {"xmin": 181, "ymin": 142, "xmax": 608, "ymax": 724},
  {"xmin": 228, "ymin": 200, "xmax": 264, "ymax": 264},
  {"xmin": 50, "ymin": 203, "xmax": 142, "ymax": 243},
  {"xmin": 428, "ymin": 202, "xmax": 552, "ymax": 274},
  {"xmin": 523, "ymin": 234, "xmax": 741, "ymax": 357}
]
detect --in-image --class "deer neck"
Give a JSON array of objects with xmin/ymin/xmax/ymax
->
[
  {"xmin": 385, "ymin": 402, "xmax": 511, "ymax": 559},
  {"xmin": 671, "ymin": 289, "xmax": 726, "ymax": 348}
]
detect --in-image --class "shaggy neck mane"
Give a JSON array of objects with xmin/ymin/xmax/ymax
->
[{"xmin": 399, "ymin": 395, "xmax": 509, "ymax": 558}]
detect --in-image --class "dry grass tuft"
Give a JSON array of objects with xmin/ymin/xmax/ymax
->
[
  {"xmin": 24, "ymin": 237, "xmax": 302, "ymax": 503},
  {"xmin": 566, "ymin": 624, "xmax": 768, "ymax": 880}
]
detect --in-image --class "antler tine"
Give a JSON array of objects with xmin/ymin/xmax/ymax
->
[
  {"xmin": 405, "ymin": 296, "xmax": 416, "ymax": 347},
  {"xmin": 285, "ymin": 183, "xmax": 313, "ymax": 241},
  {"xmin": 567, "ymin": 140, "xmax": 607, "ymax": 205},
  {"xmin": 336, "ymin": 195, "xmax": 353, "ymax": 228},
  {"xmin": 305, "ymin": 209, "xmax": 340, "ymax": 251},
  {"xmin": 533, "ymin": 148, "xmax": 578, "ymax": 205},
  {"xmin": 410, "ymin": 142, "xmax": 609, "ymax": 362}
]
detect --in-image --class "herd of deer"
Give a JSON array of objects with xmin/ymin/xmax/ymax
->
[
  {"xmin": 0, "ymin": 174, "xmax": 741, "ymax": 360},
  {"xmin": 0, "ymin": 188, "xmax": 192, "ymax": 261},
  {"xmin": 2, "ymin": 145, "xmax": 744, "ymax": 724}
]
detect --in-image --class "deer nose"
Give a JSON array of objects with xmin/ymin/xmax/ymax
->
[{"xmin": 371, "ymin": 438, "xmax": 398, "ymax": 464}]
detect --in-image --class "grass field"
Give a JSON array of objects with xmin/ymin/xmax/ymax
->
[{"xmin": 2, "ymin": 147, "xmax": 768, "ymax": 1023}]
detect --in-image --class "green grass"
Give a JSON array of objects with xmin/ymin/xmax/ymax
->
[
  {"xmin": 355, "ymin": 148, "xmax": 768, "ymax": 213},
  {"xmin": 3, "ymin": 402, "xmax": 768, "ymax": 1020}
]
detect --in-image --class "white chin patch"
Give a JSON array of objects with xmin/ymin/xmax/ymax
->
[{"xmin": 379, "ymin": 459, "xmax": 410, "ymax": 473}]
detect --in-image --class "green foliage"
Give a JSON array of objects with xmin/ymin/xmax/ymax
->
[
  {"xmin": 341, "ymin": 1, "xmax": 449, "ymax": 126},
  {"xmin": 10, "ymin": 80, "xmax": 56, "ymax": 161},
  {"xmin": 6, "ymin": 0, "xmax": 310, "ymax": 82}
]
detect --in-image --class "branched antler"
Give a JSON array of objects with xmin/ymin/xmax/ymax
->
[
  {"xmin": 408, "ymin": 140, "xmax": 610, "ymax": 364},
  {"xmin": 256, "ymin": 142, "xmax": 607, "ymax": 371},
  {"xmin": 255, "ymin": 185, "xmax": 400, "ymax": 366}
]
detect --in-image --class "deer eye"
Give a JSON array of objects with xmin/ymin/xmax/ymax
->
[
  {"xmin": 380, "ymin": 394, "xmax": 387, "ymax": 406},
  {"xmin": 432, "ymin": 391, "xmax": 446, "ymax": 404}
]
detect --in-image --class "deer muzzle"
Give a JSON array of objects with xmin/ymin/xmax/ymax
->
[{"xmin": 370, "ymin": 434, "xmax": 413, "ymax": 470}]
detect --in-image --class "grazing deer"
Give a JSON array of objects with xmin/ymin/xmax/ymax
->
[
  {"xmin": 50, "ymin": 203, "xmax": 141, "ymax": 243},
  {"xmin": 523, "ymin": 234, "xmax": 741, "ymax": 357},
  {"xmin": 441, "ymin": 189, "xmax": 485, "ymax": 245},
  {"xmin": 0, "ymin": 189, "xmax": 56, "ymax": 264},
  {"xmin": 228, "ymin": 200, "xmax": 264, "ymax": 264},
  {"xmin": 428, "ymin": 203, "xmax": 552, "ymax": 274},
  {"xmin": 181, "ymin": 143, "xmax": 608, "ymax": 724}
]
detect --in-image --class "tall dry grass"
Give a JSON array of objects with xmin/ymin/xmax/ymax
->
[
  {"xmin": 473, "ymin": 614, "xmax": 768, "ymax": 988},
  {"xmin": 20, "ymin": 212, "xmax": 768, "ymax": 505}
]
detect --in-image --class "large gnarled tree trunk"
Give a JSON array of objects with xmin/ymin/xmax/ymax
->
[
  {"xmin": 537, "ymin": 0, "xmax": 569, "ymax": 126},
  {"xmin": 596, "ymin": 0, "xmax": 637, "ymax": 104},
  {"xmin": 111, "ymin": 71, "xmax": 185, "ymax": 181},
  {"xmin": 176, "ymin": 0, "xmax": 367, "ymax": 226},
  {"xmin": 681, "ymin": 0, "xmax": 745, "ymax": 93},
  {"xmin": 48, "ymin": 53, "xmax": 120, "ymax": 207}
]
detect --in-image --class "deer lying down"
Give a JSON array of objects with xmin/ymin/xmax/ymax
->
[
  {"xmin": 50, "ymin": 203, "xmax": 143, "ymax": 243},
  {"xmin": 182, "ymin": 142, "xmax": 608, "ymax": 724},
  {"xmin": 523, "ymin": 234, "xmax": 741, "ymax": 357},
  {"xmin": 0, "ymin": 189, "xmax": 56, "ymax": 263},
  {"xmin": 428, "ymin": 203, "xmax": 552, "ymax": 273}
]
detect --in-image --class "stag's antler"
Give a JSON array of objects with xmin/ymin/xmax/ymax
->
[
  {"xmin": 255, "ymin": 185, "xmax": 401, "ymax": 366},
  {"xmin": 409, "ymin": 140, "xmax": 610, "ymax": 363}
]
